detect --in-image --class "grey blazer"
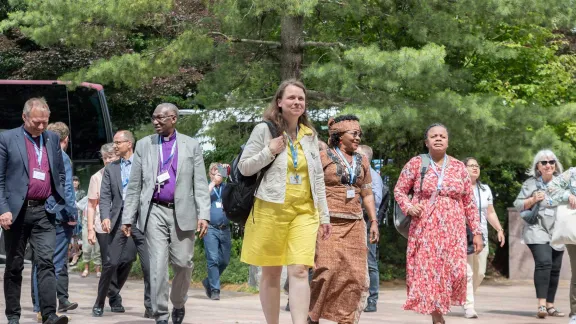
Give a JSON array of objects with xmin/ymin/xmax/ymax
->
[
  {"xmin": 121, "ymin": 132, "xmax": 210, "ymax": 232},
  {"xmin": 99, "ymin": 160, "xmax": 125, "ymax": 230}
]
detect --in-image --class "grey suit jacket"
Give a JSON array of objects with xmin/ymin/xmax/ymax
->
[
  {"xmin": 121, "ymin": 132, "xmax": 210, "ymax": 232},
  {"xmin": 0, "ymin": 127, "xmax": 66, "ymax": 219},
  {"xmin": 99, "ymin": 160, "xmax": 125, "ymax": 230}
]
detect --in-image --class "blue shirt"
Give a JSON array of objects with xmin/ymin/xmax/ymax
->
[
  {"xmin": 209, "ymin": 183, "xmax": 229, "ymax": 227},
  {"xmin": 56, "ymin": 151, "xmax": 77, "ymax": 222},
  {"xmin": 120, "ymin": 155, "xmax": 133, "ymax": 199},
  {"xmin": 370, "ymin": 167, "xmax": 383, "ymax": 211}
]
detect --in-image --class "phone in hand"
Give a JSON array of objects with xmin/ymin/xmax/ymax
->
[{"xmin": 217, "ymin": 164, "xmax": 229, "ymax": 178}]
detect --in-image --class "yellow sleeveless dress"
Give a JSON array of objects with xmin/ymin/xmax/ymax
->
[{"xmin": 240, "ymin": 126, "xmax": 319, "ymax": 266}]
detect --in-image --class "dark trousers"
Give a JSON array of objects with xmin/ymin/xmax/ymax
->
[
  {"xmin": 528, "ymin": 244, "xmax": 564, "ymax": 302},
  {"xmin": 203, "ymin": 226, "xmax": 232, "ymax": 292},
  {"xmin": 366, "ymin": 228, "xmax": 379, "ymax": 304},
  {"xmin": 4, "ymin": 205, "xmax": 57, "ymax": 321},
  {"xmin": 31, "ymin": 222, "xmax": 73, "ymax": 312},
  {"xmin": 94, "ymin": 222, "xmax": 151, "ymax": 310}
]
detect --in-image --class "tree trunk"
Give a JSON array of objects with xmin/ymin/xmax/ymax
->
[{"xmin": 280, "ymin": 15, "xmax": 304, "ymax": 80}]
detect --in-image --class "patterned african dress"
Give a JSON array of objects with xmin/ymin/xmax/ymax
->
[{"xmin": 394, "ymin": 155, "xmax": 481, "ymax": 315}]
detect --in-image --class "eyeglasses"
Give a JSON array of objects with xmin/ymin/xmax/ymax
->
[
  {"xmin": 466, "ymin": 164, "xmax": 480, "ymax": 169},
  {"xmin": 539, "ymin": 160, "xmax": 556, "ymax": 166},
  {"xmin": 113, "ymin": 140, "xmax": 129, "ymax": 146},
  {"xmin": 151, "ymin": 115, "xmax": 176, "ymax": 122},
  {"xmin": 343, "ymin": 130, "xmax": 363, "ymax": 138}
]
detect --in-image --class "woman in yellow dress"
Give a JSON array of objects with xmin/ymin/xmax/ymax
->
[{"xmin": 239, "ymin": 79, "xmax": 332, "ymax": 324}]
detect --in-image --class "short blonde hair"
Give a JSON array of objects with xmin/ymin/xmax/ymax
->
[{"xmin": 47, "ymin": 122, "xmax": 69, "ymax": 142}]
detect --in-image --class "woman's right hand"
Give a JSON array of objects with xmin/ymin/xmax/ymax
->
[
  {"xmin": 87, "ymin": 229, "xmax": 96, "ymax": 245},
  {"xmin": 407, "ymin": 203, "xmax": 424, "ymax": 217},
  {"xmin": 268, "ymin": 135, "xmax": 286, "ymax": 155},
  {"xmin": 569, "ymin": 194, "xmax": 576, "ymax": 209},
  {"xmin": 532, "ymin": 190, "xmax": 546, "ymax": 203}
]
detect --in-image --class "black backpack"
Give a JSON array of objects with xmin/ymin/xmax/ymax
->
[
  {"xmin": 376, "ymin": 184, "xmax": 390, "ymax": 225},
  {"xmin": 222, "ymin": 121, "xmax": 278, "ymax": 224}
]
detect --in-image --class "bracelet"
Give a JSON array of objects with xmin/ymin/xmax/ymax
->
[
  {"xmin": 370, "ymin": 219, "xmax": 378, "ymax": 224},
  {"xmin": 497, "ymin": 228, "xmax": 504, "ymax": 232}
]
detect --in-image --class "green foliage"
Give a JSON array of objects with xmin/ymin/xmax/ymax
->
[{"xmin": 0, "ymin": 48, "xmax": 23, "ymax": 77}]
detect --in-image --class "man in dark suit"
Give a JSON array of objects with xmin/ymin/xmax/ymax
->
[
  {"xmin": 92, "ymin": 130, "xmax": 152, "ymax": 318},
  {"xmin": 0, "ymin": 98, "xmax": 69, "ymax": 324}
]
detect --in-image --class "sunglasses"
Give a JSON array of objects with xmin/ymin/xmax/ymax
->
[
  {"xmin": 539, "ymin": 160, "xmax": 556, "ymax": 166},
  {"xmin": 343, "ymin": 130, "xmax": 363, "ymax": 138}
]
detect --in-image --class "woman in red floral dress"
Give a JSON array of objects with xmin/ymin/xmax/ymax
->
[{"xmin": 394, "ymin": 123, "xmax": 484, "ymax": 324}]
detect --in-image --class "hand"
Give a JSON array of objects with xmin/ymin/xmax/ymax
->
[
  {"xmin": 197, "ymin": 220, "xmax": 209, "ymax": 239},
  {"xmin": 121, "ymin": 224, "xmax": 131, "ymax": 237},
  {"xmin": 473, "ymin": 234, "xmax": 484, "ymax": 254},
  {"xmin": 88, "ymin": 229, "xmax": 97, "ymax": 245},
  {"xmin": 214, "ymin": 174, "xmax": 223, "ymax": 186},
  {"xmin": 407, "ymin": 204, "xmax": 424, "ymax": 217},
  {"xmin": 533, "ymin": 190, "xmax": 545, "ymax": 202},
  {"xmin": 497, "ymin": 230, "xmax": 505, "ymax": 247},
  {"xmin": 101, "ymin": 219, "xmax": 111, "ymax": 233},
  {"xmin": 0, "ymin": 212, "xmax": 13, "ymax": 230},
  {"xmin": 569, "ymin": 194, "xmax": 576, "ymax": 209},
  {"xmin": 268, "ymin": 136, "xmax": 286, "ymax": 155},
  {"xmin": 319, "ymin": 223, "xmax": 332, "ymax": 240},
  {"xmin": 67, "ymin": 221, "xmax": 77, "ymax": 226},
  {"xmin": 369, "ymin": 222, "xmax": 380, "ymax": 243}
]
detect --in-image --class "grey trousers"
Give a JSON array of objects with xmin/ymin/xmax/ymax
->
[{"xmin": 147, "ymin": 204, "xmax": 196, "ymax": 321}]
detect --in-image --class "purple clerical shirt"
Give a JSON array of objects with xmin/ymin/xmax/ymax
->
[
  {"xmin": 24, "ymin": 130, "xmax": 52, "ymax": 200},
  {"xmin": 153, "ymin": 132, "xmax": 178, "ymax": 203}
]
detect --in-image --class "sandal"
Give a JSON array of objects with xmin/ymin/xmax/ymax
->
[
  {"xmin": 537, "ymin": 305, "xmax": 547, "ymax": 318},
  {"xmin": 547, "ymin": 307, "xmax": 565, "ymax": 317},
  {"xmin": 81, "ymin": 269, "xmax": 89, "ymax": 278}
]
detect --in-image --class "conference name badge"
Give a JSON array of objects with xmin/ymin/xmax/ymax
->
[
  {"xmin": 346, "ymin": 188, "xmax": 355, "ymax": 199},
  {"xmin": 290, "ymin": 174, "xmax": 302, "ymax": 185},
  {"xmin": 33, "ymin": 169, "xmax": 46, "ymax": 181},
  {"xmin": 215, "ymin": 201, "xmax": 223, "ymax": 209},
  {"xmin": 157, "ymin": 171, "xmax": 170, "ymax": 184}
]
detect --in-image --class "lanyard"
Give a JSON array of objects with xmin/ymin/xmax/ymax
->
[
  {"xmin": 335, "ymin": 147, "xmax": 357, "ymax": 185},
  {"xmin": 539, "ymin": 177, "xmax": 553, "ymax": 206},
  {"xmin": 23, "ymin": 131, "xmax": 43, "ymax": 166},
  {"xmin": 213, "ymin": 185, "xmax": 222, "ymax": 201},
  {"xmin": 428, "ymin": 154, "xmax": 447, "ymax": 191},
  {"xmin": 476, "ymin": 184, "xmax": 482, "ymax": 218},
  {"xmin": 158, "ymin": 132, "xmax": 177, "ymax": 171},
  {"xmin": 284, "ymin": 126, "xmax": 299, "ymax": 171}
]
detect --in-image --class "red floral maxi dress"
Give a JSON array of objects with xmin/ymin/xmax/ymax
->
[{"xmin": 394, "ymin": 155, "xmax": 481, "ymax": 315}]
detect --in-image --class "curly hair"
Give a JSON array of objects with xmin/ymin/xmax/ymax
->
[
  {"xmin": 327, "ymin": 114, "xmax": 360, "ymax": 148},
  {"xmin": 262, "ymin": 79, "xmax": 316, "ymax": 135}
]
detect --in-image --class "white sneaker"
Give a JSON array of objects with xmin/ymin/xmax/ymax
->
[
  {"xmin": 464, "ymin": 308, "xmax": 478, "ymax": 319},
  {"xmin": 569, "ymin": 314, "xmax": 576, "ymax": 324}
]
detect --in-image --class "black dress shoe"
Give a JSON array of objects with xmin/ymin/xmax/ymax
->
[
  {"xmin": 144, "ymin": 308, "xmax": 154, "ymax": 318},
  {"xmin": 43, "ymin": 314, "xmax": 69, "ymax": 324},
  {"xmin": 58, "ymin": 300, "xmax": 79, "ymax": 312},
  {"xmin": 7, "ymin": 319, "xmax": 19, "ymax": 324},
  {"xmin": 156, "ymin": 321, "xmax": 168, "ymax": 324},
  {"xmin": 172, "ymin": 307, "xmax": 185, "ymax": 324},
  {"xmin": 110, "ymin": 305, "xmax": 125, "ymax": 313},
  {"xmin": 92, "ymin": 307, "xmax": 104, "ymax": 317}
]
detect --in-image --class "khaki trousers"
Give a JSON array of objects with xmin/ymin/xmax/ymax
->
[{"xmin": 464, "ymin": 244, "xmax": 489, "ymax": 309}]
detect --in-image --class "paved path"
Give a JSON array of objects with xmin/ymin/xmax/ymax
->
[{"xmin": 0, "ymin": 268, "xmax": 572, "ymax": 324}]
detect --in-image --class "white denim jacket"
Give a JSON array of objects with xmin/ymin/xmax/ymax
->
[{"xmin": 238, "ymin": 122, "xmax": 330, "ymax": 224}]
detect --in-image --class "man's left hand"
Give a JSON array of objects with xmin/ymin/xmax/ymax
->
[{"xmin": 197, "ymin": 220, "xmax": 209, "ymax": 239}]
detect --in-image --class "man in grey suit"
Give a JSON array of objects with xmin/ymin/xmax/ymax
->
[
  {"xmin": 122, "ymin": 103, "xmax": 210, "ymax": 324},
  {"xmin": 92, "ymin": 130, "xmax": 152, "ymax": 318}
]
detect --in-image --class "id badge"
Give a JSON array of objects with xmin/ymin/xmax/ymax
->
[
  {"xmin": 289, "ymin": 174, "xmax": 302, "ymax": 185},
  {"xmin": 429, "ymin": 190, "xmax": 438, "ymax": 206},
  {"xmin": 346, "ymin": 189, "xmax": 355, "ymax": 199},
  {"xmin": 157, "ymin": 171, "xmax": 170, "ymax": 184},
  {"xmin": 33, "ymin": 168, "xmax": 46, "ymax": 181},
  {"xmin": 215, "ymin": 201, "xmax": 223, "ymax": 209}
]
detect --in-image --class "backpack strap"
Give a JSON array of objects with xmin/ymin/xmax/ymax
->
[{"xmin": 418, "ymin": 154, "xmax": 430, "ymax": 194}]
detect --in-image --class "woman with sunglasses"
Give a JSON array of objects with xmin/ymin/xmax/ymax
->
[
  {"xmin": 514, "ymin": 149, "xmax": 565, "ymax": 319},
  {"xmin": 462, "ymin": 157, "xmax": 505, "ymax": 319},
  {"xmin": 308, "ymin": 115, "xmax": 379, "ymax": 324}
]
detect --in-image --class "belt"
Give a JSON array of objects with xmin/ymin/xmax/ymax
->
[
  {"xmin": 211, "ymin": 224, "xmax": 229, "ymax": 230},
  {"xmin": 26, "ymin": 199, "xmax": 46, "ymax": 207},
  {"xmin": 152, "ymin": 199, "xmax": 175, "ymax": 209}
]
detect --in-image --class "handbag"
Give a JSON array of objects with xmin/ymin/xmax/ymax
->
[
  {"xmin": 467, "ymin": 185, "xmax": 486, "ymax": 255},
  {"xmin": 520, "ymin": 181, "xmax": 543, "ymax": 225},
  {"xmin": 551, "ymin": 204, "xmax": 576, "ymax": 245},
  {"xmin": 394, "ymin": 154, "xmax": 430, "ymax": 239}
]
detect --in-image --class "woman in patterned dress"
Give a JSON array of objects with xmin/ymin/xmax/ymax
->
[
  {"xmin": 394, "ymin": 123, "xmax": 483, "ymax": 324},
  {"xmin": 308, "ymin": 114, "xmax": 380, "ymax": 324}
]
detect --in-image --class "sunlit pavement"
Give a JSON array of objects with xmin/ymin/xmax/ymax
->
[{"xmin": 0, "ymin": 268, "xmax": 570, "ymax": 324}]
